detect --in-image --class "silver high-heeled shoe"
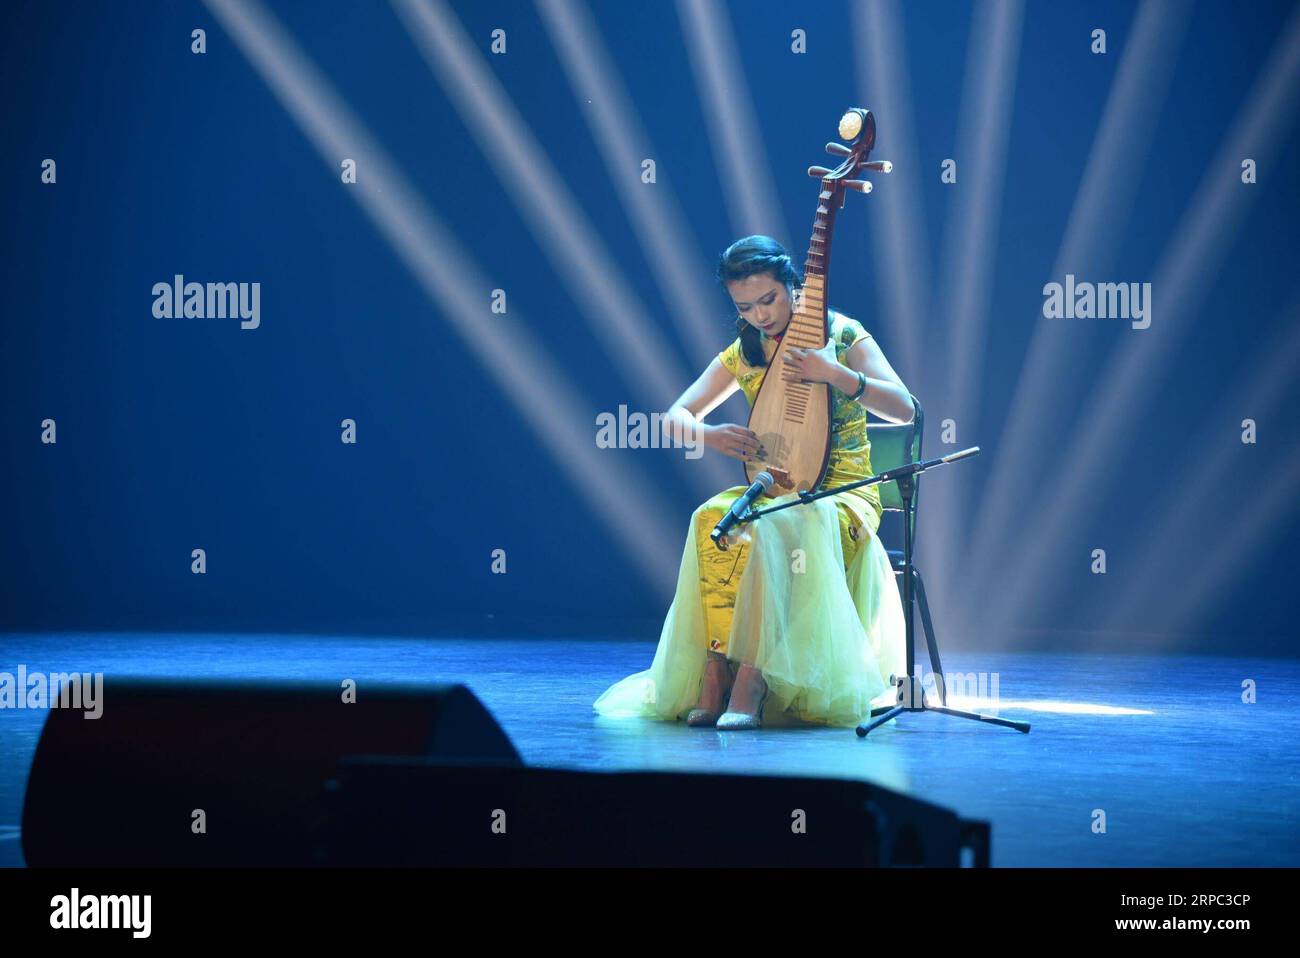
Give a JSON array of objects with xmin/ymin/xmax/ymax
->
[
  {"xmin": 716, "ymin": 668, "xmax": 768, "ymax": 730},
  {"xmin": 687, "ymin": 659, "xmax": 733, "ymax": 727}
]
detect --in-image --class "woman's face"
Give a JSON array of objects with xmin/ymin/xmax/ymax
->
[{"xmin": 727, "ymin": 274, "xmax": 793, "ymax": 337}]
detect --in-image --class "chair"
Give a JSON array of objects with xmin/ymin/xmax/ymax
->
[{"xmin": 864, "ymin": 395, "xmax": 948, "ymax": 703}]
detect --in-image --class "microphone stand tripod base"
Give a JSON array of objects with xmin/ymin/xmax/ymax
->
[{"xmin": 856, "ymin": 675, "xmax": 1032, "ymax": 737}]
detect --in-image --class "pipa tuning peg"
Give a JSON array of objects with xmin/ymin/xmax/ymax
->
[
  {"xmin": 808, "ymin": 165, "xmax": 833, "ymax": 178},
  {"xmin": 862, "ymin": 160, "xmax": 893, "ymax": 173},
  {"xmin": 844, "ymin": 179, "xmax": 873, "ymax": 193},
  {"xmin": 825, "ymin": 142, "xmax": 852, "ymax": 156}
]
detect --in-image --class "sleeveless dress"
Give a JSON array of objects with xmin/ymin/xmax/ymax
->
[{"xmin": 592, "ymin": 311, "xmax": 907, "ymax": 728}]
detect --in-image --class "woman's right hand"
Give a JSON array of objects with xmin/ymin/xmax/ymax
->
[{"xmin": 703, "ymin": 423, "xmax": 763, "ymax": 462}]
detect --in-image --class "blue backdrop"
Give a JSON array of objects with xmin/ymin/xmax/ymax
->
[{"xmin": 3, "ymin": 0, "xmax": 1297, "ymax": 654}]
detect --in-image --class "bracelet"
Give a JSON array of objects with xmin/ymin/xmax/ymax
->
[{"xmin": 848, "ymin": 371, "xmax": 868, "ymax": 401}]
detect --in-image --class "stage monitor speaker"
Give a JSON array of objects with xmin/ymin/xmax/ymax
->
[
  {"xmin": 321, "ymin": 758, "xmax": 990, "ymax": 867},
  {"xmin": 20, "ymin": 677, "xmax": 520, "ymax": 867}
]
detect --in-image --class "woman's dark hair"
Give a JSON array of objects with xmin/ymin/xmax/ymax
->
[{"xmin": 715, "ymin": 235, "xmax": 803, "ymax": 367}]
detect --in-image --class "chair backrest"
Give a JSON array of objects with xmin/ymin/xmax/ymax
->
[{"xmin": 865, "ymin": 394, "xmax": 923, "ymax": 541}]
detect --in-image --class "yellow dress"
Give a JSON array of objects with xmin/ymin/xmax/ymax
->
[{"xmin": 592, "ymin": 311, "xmax": 907, "ymax": 727}]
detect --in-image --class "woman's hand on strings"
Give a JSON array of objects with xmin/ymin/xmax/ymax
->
[
  {"xmin": 703, "ymin": 423, "xmax": 763, "ymax": 462},
  {"xmin": 780, "ymin": 341, "xmax": 839, "ymax": 385}
]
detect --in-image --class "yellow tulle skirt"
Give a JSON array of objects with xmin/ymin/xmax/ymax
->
[{"xmin": 593, "ymin": 487, "xmax": 907, "ymax": 728}]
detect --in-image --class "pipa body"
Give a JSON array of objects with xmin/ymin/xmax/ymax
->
[{"xmin": 742, "ymin": 276, "xmax": 834, "ymax": 494}]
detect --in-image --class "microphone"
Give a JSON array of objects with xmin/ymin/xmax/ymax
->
[{"xmin": 710, "ymin": 472, "xmax": 773, "ymax": 550}]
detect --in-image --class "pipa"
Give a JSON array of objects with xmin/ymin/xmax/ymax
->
[{"xmin": 743, "ymin": 108, "xmax": 891, "ymax": 494}]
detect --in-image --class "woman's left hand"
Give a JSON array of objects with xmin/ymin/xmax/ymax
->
[{"xmin": 780, "ymin": 340, "xmax": 840, "ymax": 385}]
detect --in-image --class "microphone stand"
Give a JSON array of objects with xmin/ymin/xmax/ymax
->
[{"xmin": 736, "ymin": 446, "xmax": 1031, "ymax": 738}]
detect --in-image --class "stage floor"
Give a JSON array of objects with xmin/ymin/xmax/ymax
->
[{"xmin": 2, "ymin": 632, "xmax": 1297, "ymax": 867}]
